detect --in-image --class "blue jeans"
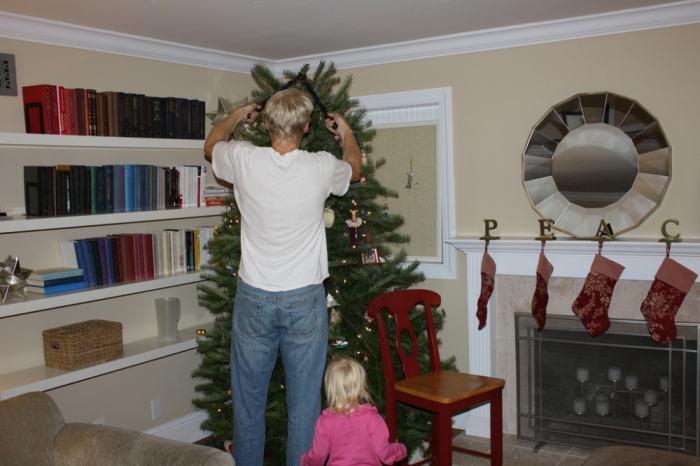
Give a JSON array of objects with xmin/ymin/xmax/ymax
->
[{"xmin": 231, "ymin": 279, "xmax": 328, "ymax": 466}]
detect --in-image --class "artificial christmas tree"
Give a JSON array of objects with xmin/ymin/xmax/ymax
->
[{"xmin": 192, "ymin": 62, "xmax": 457, "ymax": 463}]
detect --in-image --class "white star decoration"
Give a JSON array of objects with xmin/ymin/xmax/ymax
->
[
  {"xmin": 0, "ymin": 255, "xmax": 32, "ymax": 303},
  {"xmin": 206, "ymin": 96, "xmax": 249, "ymax": 125}
]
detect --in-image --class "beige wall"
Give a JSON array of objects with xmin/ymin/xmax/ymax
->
[
  {"xmin": 347, "ymin": 24, "xmax": 700, "ymax": 369},
  {"xmin": 1, "ymin": 22, "xmax": 698, "ymax": 431}
]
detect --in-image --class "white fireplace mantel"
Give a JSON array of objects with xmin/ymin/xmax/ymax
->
[{"xmin": 446, "ymin": 237, "xmax": 700, "ymax": 437}]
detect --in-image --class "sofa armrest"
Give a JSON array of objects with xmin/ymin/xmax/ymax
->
[{"xmin": 55, "ymin": 423, "xmax": 234, "ymax": 466}]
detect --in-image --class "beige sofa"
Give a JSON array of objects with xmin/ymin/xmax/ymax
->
[
  {"xmin": 582, "ymin": 445, "xmax": 699, "ymax": 465},
  {"xmin": 0, "ymin": 391, "xmax": 234, "ymax": 466}
]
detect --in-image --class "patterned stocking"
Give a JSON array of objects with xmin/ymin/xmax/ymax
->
[
  {"xmin": 640, "ymin": 257, "xmax": 697, "ymax": 344},
  {"xmin": 571, "ymin": 254, "xmax": 625, "ymax": 337},
  {"xmin": 531, "ymin": 251, "xmax": 554, "ymax": 332},
  {"xmin": 476, "ymin": 252, "xmax": 496, "ymax": 330}
]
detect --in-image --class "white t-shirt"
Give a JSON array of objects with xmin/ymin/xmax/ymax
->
[{"xmin": 212, "ymin": 140, "xmax": 352, "ymax": 291}]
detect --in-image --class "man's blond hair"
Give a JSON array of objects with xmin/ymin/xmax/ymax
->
[
  {"xmin": 324, "ymin": 356, "xmax": 373, "ymax": 417},
  {"xmin": 265, "ymin": 88, "xmax": 313, "ymax": 144}
]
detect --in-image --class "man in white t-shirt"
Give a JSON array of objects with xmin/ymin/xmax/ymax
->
[{"xmin": 204, "ymin": 88, "xmax": 361, "ymax": 466}]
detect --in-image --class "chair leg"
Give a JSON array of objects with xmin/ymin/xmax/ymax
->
[
  {"xmin": 386, "ymin": 399, "xmax": 398, "ymax": 443},
  {"xmin": 435, "ymin": 411, "xmax": 453, "ymax": 466},
  {"xmin": 489, "ymin": 389, "xmax": 503, "ymax": 466}
]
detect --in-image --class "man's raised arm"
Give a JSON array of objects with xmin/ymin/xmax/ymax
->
[
  {"xmin": 326, "ymin": 113, "xmax": 362, "ymax": 182},
  {"xmin": 203, "ymin": 103, "xmax": 260, "ymax": 162}
]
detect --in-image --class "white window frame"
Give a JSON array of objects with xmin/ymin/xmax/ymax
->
[{"xmin": 357, "ymin": 87, "xmax": 455, "ymax": 279}]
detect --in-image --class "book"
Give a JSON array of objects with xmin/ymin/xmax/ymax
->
[
  {"xmin": 76, "ymin": 239, "xmax": 98, "ymax": 287},
  {"xmin": 24, "ymin": 166, "xmax": 54, "ymax": 216},
  {"xmin": 26, "ymin": 274, "xmax": 84, "ymax": 287},
  {"xmin": 147, "ymin": 96, "xmax": 167, "ymax": 138},
  {"xmin": 59, "ymin": 240, "xmax": 79, "ymax": 268},
  {"xmin": 57, "ymin": 86, "xmax": 67, "ymax": 135},
  {"xmin": 26, "ymin": 281, "xmax": 86, "ymax": 295},
  {"xmin": 87, "ymin": 89, "xmax": 98, "ymax": 136},
  {"xmin": 64, "ymin": 88, "xmax": 78, "ymax": 135},
  {"xmin": 22, "ymin": 84, "xmax": 55, "ymax": 134},
  {"xmin": 75, "ymin": 88, "xmax": 88, "ymax": 136},
  {"xmin": 165, "ymin": 97, "xmax": 179, "ymax": 139},
  {"xmin": 54, "ymin": 165, "xmax": 72, "ymax": 215},
  {"xmin": 28, "ymin": 267, "xmax": 83, "ymax": 281},
  {"xmin": 113, "ymin": 165, "xmax": 126, "ymax": 213}
]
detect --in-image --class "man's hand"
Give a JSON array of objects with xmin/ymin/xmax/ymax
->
[
  {"xmin": 326, "ymin": 113, "xmax": 362, "ymax": 182},
  {"xmin": 203, "ymin": 103, "xmax": 261, "ymax": 161}
]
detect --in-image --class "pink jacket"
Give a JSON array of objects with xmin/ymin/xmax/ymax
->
[{"xmin": 301, "ymin": 404, "xmax": 407, "ymax": 466}]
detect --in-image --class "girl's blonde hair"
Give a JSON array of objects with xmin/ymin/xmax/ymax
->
[
  {"xmin": 324, "ymin": 356, "xmax": 373, "ymax": 416},
  {"xmin": 264, "ymin": 88, "xmax": 313, "ymax": 144}
]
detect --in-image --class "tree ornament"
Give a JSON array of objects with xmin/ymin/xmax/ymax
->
[
  {"xmin": 329, "ymin": 308, "xmax": 341, "ymax": 326},
  {"xmin": 324, "ymin": 207, "xmax": 335, "ymax": 228},
  {"xmin": 206, "ymin": 96, "xmax": 249, "ymax": 126},
  {"xmin": 361, "ymin": 233, "xmax": 380, "ymax": 265},
  {"xmin": 345, "ymin": 201, "xmax": 362, "ymax": 248},
  {"xmin": 326, "ymin": 293, "xmax": 338, "ymax": 308},
  {"xmin": 0, "ymin": 255, "xmax": 31, "ymax": 303}
]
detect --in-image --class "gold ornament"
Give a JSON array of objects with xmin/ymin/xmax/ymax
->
[
  {"xmin": 206, "ymin": 96, "xmax": 249, "ymax": 126},
  {"xmin": 0, "ymin": 255, "xmax": 32, "ymax": 303}
]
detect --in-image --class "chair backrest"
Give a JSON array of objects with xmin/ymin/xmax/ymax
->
[
  {"xmin": 0, "ymin": 391, "xmax": 66, "ymax": 466},
  {"xmin": 367, "ymin": 289, "xmax": 442, "ymax": 383}
]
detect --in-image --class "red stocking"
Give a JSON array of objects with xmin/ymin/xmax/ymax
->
[
  {"xmin": 531, "ymin": 251, "xmax": 553, "ymax": 332},
  {"xmin": 476, "ymin": 252, "xmax": 496, "ymax": 330},
  {"xmin": 640, "ymin": 257, "xmax": 697, "ymax": 344},
  {"xmin": 571, "ymin": 254, "xmax": 625, "ymax": 337}
]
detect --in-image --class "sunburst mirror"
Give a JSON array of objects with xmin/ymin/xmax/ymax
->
[{"xmin": 522, "ymin": 92, "xmax": 671, "ymax": 239}]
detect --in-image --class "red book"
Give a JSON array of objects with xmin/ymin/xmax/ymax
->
[
  {"xmin": 142, "ymin": 233, "xmax": 154, "ymax": 278},
  {"xmin": 123, "ymin": 234, "xmax": 136, "ymax": 281},
  {"xmin": 64, "ymin": 88, "xmax": 78, "ymax": 135},
  {"xmin": 57, "ymin": 86, "xmax": 67, "ymax": 135},
  {"xmin": 22, "ymin": 84, "xmax": 55, "ymax": 134}
]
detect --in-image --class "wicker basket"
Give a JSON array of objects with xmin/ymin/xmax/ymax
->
[{"xmin": 43, "ymin": 320, "xmax": 123, "ymax": 371}]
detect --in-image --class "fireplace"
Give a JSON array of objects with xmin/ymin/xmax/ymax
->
[{"xmin": 515, "ymin": 312, "xmax": 699, "ymax": 456}]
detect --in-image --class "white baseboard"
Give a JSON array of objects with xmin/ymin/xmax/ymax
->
[
  {"xmin": 144, "ymin": 410, "xmax": 211, "ymax": 443},
  {"xmin": 144, "ymin": 410, "xmax": 491, "ymax": 444},
  {"xmin": 462, "ymin": 414, "xmax": 492, "ymax": 439}
]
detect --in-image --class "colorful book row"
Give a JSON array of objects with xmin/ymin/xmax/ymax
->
[
  {"xmin": 23, "ymin": 165, "xmax": 207, "ymax": 217},
  {"xmin": 22, "ymin": 84, "xmax": 206, "ymax": 139},
  {"xmin": 59, "ymin": 227, "xmax": 214, "ymax": 288}
]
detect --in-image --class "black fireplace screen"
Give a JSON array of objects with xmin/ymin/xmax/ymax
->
[{"xmin": 515, "ymin": 313, "xmax": 699, "ymax": 456}]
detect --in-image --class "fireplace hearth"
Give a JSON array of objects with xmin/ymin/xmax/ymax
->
[{"xmin": 516, "ymin": 312, "xmax": 699, "ymax": 456}]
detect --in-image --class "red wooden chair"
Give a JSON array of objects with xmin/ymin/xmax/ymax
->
[{"xmin": 367, "ymin": 289, "xmax": 505, "ymax": 466}]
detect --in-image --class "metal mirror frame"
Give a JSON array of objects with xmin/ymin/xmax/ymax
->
[{"xmin": 522, "ymin": 91, "xmax": 671, "ymax": 239}]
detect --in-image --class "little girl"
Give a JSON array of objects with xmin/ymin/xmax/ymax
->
[{"xmin": 301, "ymin": 356, "xmax": 407, "ymax": 466}]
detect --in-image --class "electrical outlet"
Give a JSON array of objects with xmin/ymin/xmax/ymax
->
[
  {"xmin": 93, "ymin": 417, "xmax": 105, "ymax": 425},
  {"xmin": 151, "ymin": 398, "xmax": 162, "ymax": 420}
]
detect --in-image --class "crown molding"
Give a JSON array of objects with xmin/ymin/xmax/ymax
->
[
  {"xmin": 0, "ymin": 11, "xmax": 272, "ymax": 73},
  {"xmin": 1, "ymin": 1, "xmax": 699, "ymax": 74}
]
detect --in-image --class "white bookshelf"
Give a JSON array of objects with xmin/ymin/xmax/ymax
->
[
  {"xmin": 0, "ymin": 206, "xmax": 224, "ymax": 234},
  {"xmin": 0, "ymin": 272, "xmax": 208, "ymax": 318},
  {"xmin": 0, "ymin": 132, "xmax": 205, "ymax": 149},
  {"xmin": 0, "ymin": 132, "xmax": 221, "ymax": 404},
  {"xmin": 0, "ymin": 322, "xmax": 214, "ymax": 400}
]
